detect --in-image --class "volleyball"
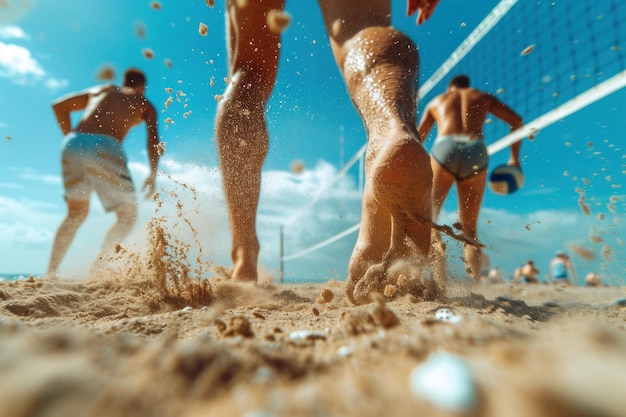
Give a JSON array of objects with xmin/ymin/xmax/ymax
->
[{"xmin": 488, "ymin": 164, "xmax": 524, "ymax": 195}]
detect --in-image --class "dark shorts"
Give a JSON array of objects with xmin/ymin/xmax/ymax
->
[{"xmin": 431, "ymin": 135, "xmax": 488, "ymax": 180}]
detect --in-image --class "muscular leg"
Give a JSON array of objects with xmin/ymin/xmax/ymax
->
[
  {"xmin": 318, "ymin": 2, "xmax": 432, "ymax": 303},
  {"xmin": 99, "ymin": 201, "xmax": 137, "ymax": 257},
  {"xmin": 215, "ymin": 0, "xmax": 284, "ymax": 282},
  {"xmin": 456, "ymin": 170, "xmax": 487, "ymax": 281},
  {"xmin": 47, "ymin": 199, "xmax": 89, "ymax": 275},
  {"xmin": 430, "ymin": 158, "xmax": 455, "ymax": 286}
]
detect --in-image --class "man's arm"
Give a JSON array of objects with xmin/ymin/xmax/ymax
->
[
  {"xmin": 417, "ymin": 104, "xmax": 436, "ymax": 144},
  {"xmin": 141, "ymin": 102, "xmax": 160, "ymax": 198},
  {"xmin": 51, "ymin": 92, "xmax": 89, "ymax": 135},
  {"xmin": 488, "ymin": 97, "xmax": 523, "ymax": 166},
  {"xmin": 567, "ymin": 260, "xmax": 578, "ymax": 285}
]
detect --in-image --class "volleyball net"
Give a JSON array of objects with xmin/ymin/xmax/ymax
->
[{"xmin": 278, "ymin": 0, "xmax": 626, "ymax": 280}]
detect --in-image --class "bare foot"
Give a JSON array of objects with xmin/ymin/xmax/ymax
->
[
  {"xmin": 229, "ymin": 247, "xmax": 259, "ymax": 282},
  {"xmin": 346, "ymin": 133, "xmax": 432, "ymax": 304}
]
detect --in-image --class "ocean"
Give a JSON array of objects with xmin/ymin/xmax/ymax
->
[{"xmin": 0, "ymin": 273, "xmax": 40, "ymax": 282}]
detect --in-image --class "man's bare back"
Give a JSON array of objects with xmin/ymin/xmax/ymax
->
[
  {"xmin": 67, "ymin": 85, "xmax": 154, "ymax": 142},
  {"xmin": 420, "ymin": 87, "xmax": 521, "ymax": 140}
]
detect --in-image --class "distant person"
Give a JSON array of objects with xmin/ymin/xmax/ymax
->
[
  {"xmin": 418, "ymin": 74, "xmax": 524, "ymax": 282},
  {"xmin": 549, "ymin": 250, "xmax": 578, "ymax": 285},
  {"xmin": 520, "ymin": 260, "xmax": 540, "ymax": 284},
  {"xmin": 47, "ymin": 68, "xmax": 160, "ymax": 276},
  {"xmin": 584, "ymin": 272, "xmax": 602, "ymax": 287},
  {"xmin": 487, "ymin": 266, "xmax": 503, "ymax": 283},
  {"xmin": 215, "ymin": 0, "xmax": 440, "ymax": 304}
]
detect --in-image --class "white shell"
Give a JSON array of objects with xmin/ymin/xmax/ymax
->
[
  {"xmin": 288, "ymin": 330, "xmax": 327, "ymax": 341},
  {"xmin": 435, "ymin": 308, "xmax": 462, "ymax": 323}
]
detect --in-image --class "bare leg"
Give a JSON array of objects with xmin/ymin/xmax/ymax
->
[
  {"xmin": 99, "ymin": 202, "xmax": 137, "ymax": 257},
  {"xmin": 47, "ymin": 199, "xmax": 89, "ymax": 275},
  {"xmin": 457, "ymin": 170, "xmax": 487, "ymax": 281},
  {"xmin": 215, "ymin": 0, "xmax": 284, "ymax": 282},
  {"xmin": 430, "ymin": 158, "xmax": 455, "ymax": 286},
  {"xmin": 322, "ymin": 22, "xmax": 433, "ymax": 304}
]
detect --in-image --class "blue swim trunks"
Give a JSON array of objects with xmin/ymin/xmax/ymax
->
[
  {"xmin": 431, "ymin": 135, "xmax": 488, "ymax": 180},
  {"xmin": 60, "ymin": 132, "xmax": 136, "ymax": 212}
]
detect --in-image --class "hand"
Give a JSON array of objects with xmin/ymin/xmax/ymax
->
[
  {"xmin": 407, "ymin": 0, "xmax": 440, "ymax": 25},
  {"xmin": 142, "ymin": 172, "xmax": 157, "ymax": 199}
]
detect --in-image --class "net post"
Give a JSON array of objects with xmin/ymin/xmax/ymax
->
[{"xmin": 279, "ymin": 225, "xmax": 284, "ymax": 283}]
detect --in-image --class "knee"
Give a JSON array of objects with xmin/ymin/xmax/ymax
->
[
  {"xmin": 220, "ymin": 69, "xmax": 275, "ymax": 111},
  {"xmin": 116, "ymin": 203, "xmax": 137, "ymax": 227},
  {"xmin": 66, "ymin": 204, "xmax": 89, "ymax": 225}
]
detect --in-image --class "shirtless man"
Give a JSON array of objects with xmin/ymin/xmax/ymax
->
[
  {"xmin": 215, "ymin": 0, "xmax": 439, "ymax": 304},
  {"xmin": 418, "ymin": 74, "xmax": 523, "ymax": 282},
  {"xmin": 47, "ymin": 68, "xmax": 160, "ymax": 276},
  {"xmin": 520, "ymin": 260, "xmax": 540, "ymax": 284}
]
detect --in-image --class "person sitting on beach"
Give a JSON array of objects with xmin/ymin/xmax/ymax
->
[
  {"xmin": 215, "ymin": 0, "xmax": 440, "ymax": 304},
  {"xmin": 584, "ymin": 272, "xmax": 602, "ymax": 287},
  {"xmin": 46, "ymin": 68, "xmax": 160, "ymax": 276},
  {"xmin": 487, "ymin": 266, "xmax": 503, "ymax": 283},
  {"xmin": 520, "ymin": 260, "xmax": 540, "ymax": 284},
  {"xmin": 549, "ymin": 250, "xmax": 578, "ymax": 285},
  {"xmin": 418, "ymin": 74, "xmax": 524, "ymax": 283}
]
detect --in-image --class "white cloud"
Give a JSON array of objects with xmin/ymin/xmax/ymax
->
[
  {"xmin": 0, "ymin": 40, "xmax": 68, "ymax": 91},
  {"xmin": 0, "ymin": 195, "xmax": 58, "ymax": 253},
  {"xmin": 0, "ymin": 41, "xmax": 44, "ymax": 83},
  {"xmin": 44, "ymin": 77, "xmax": 69, "ymax": 91},
  {"xmin": 9, "ymin": 167, "xmax": 61, "ymax": 185},
  {"xmin": 0, "ymin": 25, "xmax": 29, "ymax": 39}
]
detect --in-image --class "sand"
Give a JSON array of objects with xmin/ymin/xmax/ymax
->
[{"xmin": 1, "ymin": 270, "xmax": 625, "ymax": 417}]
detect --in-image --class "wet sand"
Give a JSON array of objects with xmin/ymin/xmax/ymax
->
[{"xmin": 0, "ymin": 269, "xmax": 624, "ymax": 417}]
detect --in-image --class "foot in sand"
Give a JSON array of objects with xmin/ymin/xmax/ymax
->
[{"xmin": 346, "ymin": 133, "xmax": 433, "ymax": 305}]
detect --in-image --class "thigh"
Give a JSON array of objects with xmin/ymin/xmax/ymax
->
[
  {"xmin": 317, "ymin": 0, "xmax": 391, "ymax": 65},
  {"xmin": 226, "ymin": 0, "xmax": 285, "ymax": 99},
  {"xmin": 66, "ymin": 199, "xmax": 90, "ymax": 219},
  {"xmin": 430, "ymin": 157, "xmax": 455, "ymax": 220},
  {"xmin": 62, "ymin": 150, "xmax": 92, "ymax": 203},
  {"xmin": 90, "ymin": 157, "xmax": 136, "ymax": 213},
  {"xmin": 456, "ymin": 170, "xmax": 487, "ymax": 237}
]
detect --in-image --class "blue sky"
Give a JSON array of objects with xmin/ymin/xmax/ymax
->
[{"xmin": 1, "ymin": 0, "xmax": 625, "ymax": 285}]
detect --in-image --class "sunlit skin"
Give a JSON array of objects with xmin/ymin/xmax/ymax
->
[
  {"xmin": 520, "ymin": 260, "xmax": 540, "ymax": 283},
  {"xmin": 215, "ymin": 0, "xmax": 439, "ymax": 304},
  {"xmin": 47, "ymin": 70, "xmax": 159, "ymax": 276},
  {"xmin": 418, "ymin": 77, "xmax": 523, "ymax": 283}
]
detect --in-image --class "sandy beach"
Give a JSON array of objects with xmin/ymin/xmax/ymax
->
[{"xmin": 1, "ymin": 262, "xmax": 625, "ymax": 417}]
